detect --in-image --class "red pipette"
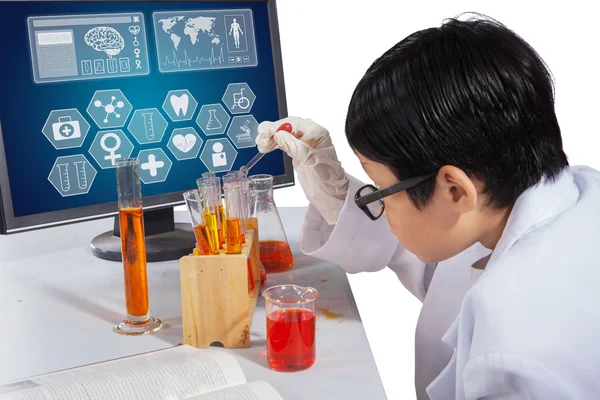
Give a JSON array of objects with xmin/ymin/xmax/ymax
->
[{"xmin": 240, "ymin": 123, "xmax": 293, "ymax": 175}]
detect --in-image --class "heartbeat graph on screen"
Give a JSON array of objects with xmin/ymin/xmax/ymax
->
[{"xmin": 162, "ymin": 47, "xmax": 226, "ymax": 70}]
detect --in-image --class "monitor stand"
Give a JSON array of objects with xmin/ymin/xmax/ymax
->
[{"xmin": 90, "ymin": 207, "xmax": 196, "ymax": 262}]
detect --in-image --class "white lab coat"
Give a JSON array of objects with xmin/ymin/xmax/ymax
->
[{"xmin": 298, "ymin": 166, "xmax": 600, "ymax": 399}]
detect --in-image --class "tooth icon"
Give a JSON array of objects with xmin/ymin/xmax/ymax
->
[{"xmin": 170, "ymin": 94, "xmax": 189, "ymax": 117}]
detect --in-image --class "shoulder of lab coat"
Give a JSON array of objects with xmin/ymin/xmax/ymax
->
[
  {"xmin": 298, "ymin": 174, "xmax": 430, "ymax": 301},
  {"xmin": 428, "ymin": 166, "xmax": 600, "ymax": 399}
]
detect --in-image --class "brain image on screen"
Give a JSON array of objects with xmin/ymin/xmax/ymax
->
[{"xmin": 84, "ymin": 26, "xmax": 125, "ymax": 58}]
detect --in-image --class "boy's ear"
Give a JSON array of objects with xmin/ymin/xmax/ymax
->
[{"xmin": 435, "ymin": 165, "xmax": 478, "ymax": 213}]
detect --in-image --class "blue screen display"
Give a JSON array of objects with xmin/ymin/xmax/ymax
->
[{"xmin": 0, "ymin": 1, "xmax": 285, "ymax": 217}]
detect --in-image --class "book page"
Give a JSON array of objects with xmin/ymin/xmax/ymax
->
[
  {"xmin": 0, "ymin": 346, "xmax": 247, "ymax": 400},
  {"xmin": 187, "ymin": 381, "xmax": 284, "ymax": 400}
]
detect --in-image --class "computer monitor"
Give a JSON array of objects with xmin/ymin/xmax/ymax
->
[{"xmin": 0, "ymin": 0, "xmax": 294, "ymax": 261}]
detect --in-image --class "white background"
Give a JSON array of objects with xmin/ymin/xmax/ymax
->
[{"xmin": 269, "ymin": 1, "xmax": 600, "ymax": 399}]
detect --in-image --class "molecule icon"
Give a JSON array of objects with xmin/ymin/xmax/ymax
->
[
  {"xmin": 87, "ymin": 89, "xmax": 133, "ymax": 129},
  {"xmin": 94, "ymin": 96, "xmax": 125, "ymax": 123}
]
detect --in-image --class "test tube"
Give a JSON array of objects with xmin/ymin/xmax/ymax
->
[
  {"xmin": 197, "ymin": 177, "xmax": 221, "ymax": 254},
  {"xmin": 182, "ymin": 189, "xmax": 213, "ymax": 255},
  {"xmin": 223, "ymin": 181, "xmax": 243, "ymax": 254},
  {"xmin": 202, "ymin": 172, "xmax": 226, "ymax": 249},
  {"xmin": 114, "ymin": 158, "xmax": 163, "ymax": 336},
  {"xmin": 224, "ymin": 172, "xmax": 248, "ymax": 243}
]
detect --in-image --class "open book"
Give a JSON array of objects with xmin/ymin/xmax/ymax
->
[{"xmin": 0, "ymin": 345, "xmax": 283, "ymax": 400}]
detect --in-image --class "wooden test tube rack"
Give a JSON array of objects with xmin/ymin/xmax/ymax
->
[{"xmin": 180, "ymin": 223, "xmax": 261, "ymax": 349}]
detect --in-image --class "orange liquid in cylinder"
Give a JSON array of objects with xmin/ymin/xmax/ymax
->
[
  {"xmin": 259, "ymin": 240, "xmax": 293, "ymax": 273},
  {"xmin": 267, "ymin": 308, "xmax": 316, "ymax": 372},
  {"xmin": 119, "ymin": 208, "xmax": 149, "ymax": 321},
  {"xmin": 193, "ymin": 224, "xmax": 212, "ymax": 255}
]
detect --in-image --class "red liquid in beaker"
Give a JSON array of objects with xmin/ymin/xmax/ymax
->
[
  {"xmin": 267, "ymin": 308, "xmax": 316, "ymax": 372},
  {"xmin": 259, "ymin": 240, "xmax": 293, "ymax": 273}
]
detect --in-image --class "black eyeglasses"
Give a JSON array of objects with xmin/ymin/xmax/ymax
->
[{"xmin": 354, "ymin": 173, "xmax": 436, "ymax": 220}]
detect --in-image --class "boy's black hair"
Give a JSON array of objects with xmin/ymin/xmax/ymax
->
[{"xmin": 345, "ymin": 13, "xmax": 569, "ymax": 209}]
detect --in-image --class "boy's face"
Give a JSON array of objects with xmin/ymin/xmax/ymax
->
[{"xmin": 357, "ymin": 153, "xmax": 485, "ymax": 264}]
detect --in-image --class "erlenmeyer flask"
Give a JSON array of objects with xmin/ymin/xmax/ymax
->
[
  {"xmin": 206, "ymin": 109, "xmax": 223, "ymax": 130},
  {"xmin": 249, "ymin": 174, "xmax": 293, "ymax": 273}
]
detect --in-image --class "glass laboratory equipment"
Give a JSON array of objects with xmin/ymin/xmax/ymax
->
[
  {"xmin": 114, "ymin": 158, "xmax": 164, "ymax": 336},
  {"xmin": 182, "ymin": 189, "xmax": 213, "ymax": 255},
  {"xmin": 201, "ymin": 172, "xmax": 225, "ymax": 248},
  {"xmin": 223, "ymin": 180, "xmax": 243, "ymax": 254},
  {"xmin": 249, "ymin": 174, "xmax": 293, "ymax": 273},
  {"xmin": 196, "ymin": 177, "xmax": 221, "ymax": 255},
  {"xmin": 227, "ymin": 172, "xmax": 267, "ymax": 285},
  {"xmin": 263, "ymin": 285, "xmax": 318, "ymax": 372}
]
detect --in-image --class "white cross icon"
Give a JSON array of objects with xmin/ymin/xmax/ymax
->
[
  {"xmin": 141, "ymin": 154, "xmax": 164, "ymax": 177},
  {"xmin": 61, "ymin": 125, "xmax": 72, "ymax": 136}
]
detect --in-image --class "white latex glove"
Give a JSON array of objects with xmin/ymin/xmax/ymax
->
[{"xmin": 256, "ymin": 116, "xmax": 349, "ymax": 225}]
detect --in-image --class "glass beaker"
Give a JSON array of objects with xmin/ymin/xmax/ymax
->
[
  {"xmin": 114, "ymin": 159, "xmax": 164, "ymax": 336},
  {"xmin": 249, "ymin": 174, "xmax": 293, "ymax": 273},
  {"xmin": 263, "ymin": 285, "xmax": 318, "ymax": 372}
]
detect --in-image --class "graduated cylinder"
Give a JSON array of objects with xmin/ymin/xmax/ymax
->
[{"xmin": 114, "ymin": 158, "xmax": 163, "ymax": 336}]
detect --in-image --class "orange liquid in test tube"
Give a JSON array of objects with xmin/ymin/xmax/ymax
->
[
  {"xmin": 226, "ymin": 218, "xmax": 243, "ymax": 254},
  {"xmin": 193, "ymin": 223, "xmax": 212, "ymax": 255}
]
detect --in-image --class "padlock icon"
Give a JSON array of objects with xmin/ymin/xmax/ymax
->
[{"xmin": 52, "ymin": 116, "xmax": 81, "ymax": 141}]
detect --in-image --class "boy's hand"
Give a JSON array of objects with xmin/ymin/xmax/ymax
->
[
  {"xmin": 256, "ymin": 117, "xmax": 349, "ymax": 225},
  {"xmin": 256, "ymin": 117, "xmax": 331, "ymax": 161}
]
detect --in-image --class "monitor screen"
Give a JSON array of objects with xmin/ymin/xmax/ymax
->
[{"xmin": 0, "ymin": 0, "xmax": 292, "ymax": 233}]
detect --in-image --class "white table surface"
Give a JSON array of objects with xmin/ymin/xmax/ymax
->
[{"xmin": 0, "ymin": 207, "xmax": 386, "ymax": 399}]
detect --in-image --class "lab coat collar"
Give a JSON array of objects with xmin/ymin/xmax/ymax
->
[
  {"xmin": 440, "ymin": 169, "xmax": 578, "ymax": 349},
  {"xmin": 486, "ymin": 168, "xmax": 578, "ymax": 268}
]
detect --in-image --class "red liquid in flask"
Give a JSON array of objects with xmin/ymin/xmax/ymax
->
[
  {"xmin": 259, "ymin": 240, "xmax": 293, "ymax": 273},
  {"xmin": 267, "ymin": 308, "xmax": 316, "ymax": 372}
]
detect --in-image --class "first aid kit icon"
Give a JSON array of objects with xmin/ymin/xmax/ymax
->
[{"xmin": 52, "ymin": 117, "xmax": 82, "ymax": 141}]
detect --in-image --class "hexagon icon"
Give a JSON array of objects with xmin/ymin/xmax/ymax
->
[
  {"xmin": 137, "ymin": 148, "xmax": 172, "ymax": 184},
  {"xmin": 128, "ymin": 108, "xmax": 169, "ymax": 145},
  {"xmin": 162, "ymin": 89, "xmax": 198, "ymax": 122},
  {"xmin": 86, "ymin": 89, "xmax": 133, "ymax": 129},
  {"xmin": 222, "ymin": 83, "xmax": 256, "ymax": 115},
  {"xmin": 167, "ymin": 127, "xmax": 203, "ymax": 161},
  {"xmin": 89, "ymin": 130, "xmax": 135, "ymax": 169},
  {"xmin": 196, "ymin": 104, "xmax": 230, "ymax": 136},
  {"xmin": 227, "ymin": 115, "xmax": 259, "ymax": 149},
  {"xmin": 48, "ymin": 155, "xmax": 97, "ymax": 197},
  {"xmin": 41, "ymin": 109, "xmax": 91, "ymax": 150},
  {"xmin": 200, "ymin": 138, "xmax": 238, "ymax": 173}
]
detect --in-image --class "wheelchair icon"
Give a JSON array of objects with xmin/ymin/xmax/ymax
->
[{"xmin": 232, "ymin": 88, "xmax": 251, "ymax": 110}]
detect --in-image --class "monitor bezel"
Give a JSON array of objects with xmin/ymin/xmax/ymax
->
[{"xmin": 0, "ymin": 0, "xmax": 294, "ymax": 234}]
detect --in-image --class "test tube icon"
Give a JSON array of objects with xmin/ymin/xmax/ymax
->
[
  {"xmin": 56, "ymin": 163, "xmax": 71, "ymax": 192},
  {"xmin": 142, "ymin": 112, "xmax": 155, "ymax": 140},
  {"xmin": 74, "ymin": 161, "xmax": 88, "ymax": 190}
]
